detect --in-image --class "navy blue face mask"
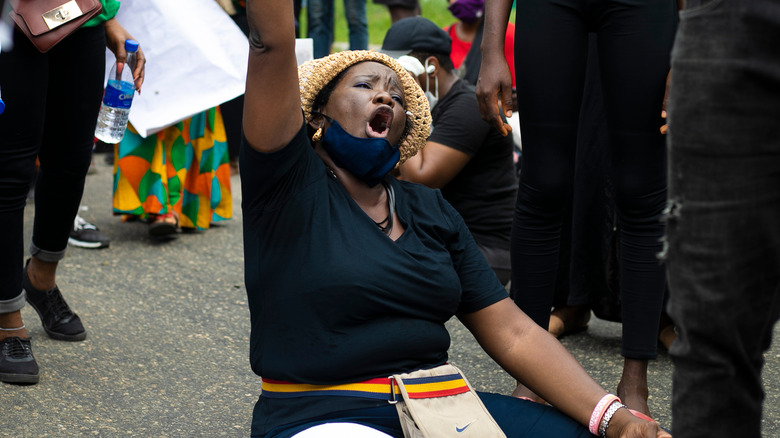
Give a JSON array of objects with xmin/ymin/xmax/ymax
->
[{"xmin": 318, "ymin": 117, "xmax": 401, "ymax": 187}]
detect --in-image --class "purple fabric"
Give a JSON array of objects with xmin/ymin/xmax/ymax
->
[{"xmin": 447, "ymin": 0, "xmax": 484, "ymax": 24}]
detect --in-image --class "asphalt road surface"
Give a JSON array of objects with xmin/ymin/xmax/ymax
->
[{"xmin": 2, "ymin": 155, "xmax": 778, "ymax": 437}]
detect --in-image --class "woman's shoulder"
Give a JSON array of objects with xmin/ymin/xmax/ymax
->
[
  {"xmin": 240, "ymin": 123, "xmax": 324, "ymax": 213},
  {"xmin": 241, "ymin": 122, "xmax": 311, "ymax": 166},
  {"xmin": 395, "ymin": 178, "xmax": 443, "ymax": 201}
]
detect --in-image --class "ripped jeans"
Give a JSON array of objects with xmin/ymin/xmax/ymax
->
[{"xmin": 665, "ymin": 0, "xmax": 780, "ymax": 436}]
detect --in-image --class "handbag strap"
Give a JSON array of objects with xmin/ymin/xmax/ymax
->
[{"xmin": 260, "ymin": 372, "xmax": 470, "ymax": 402}]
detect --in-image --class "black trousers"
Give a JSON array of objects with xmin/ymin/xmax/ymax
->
[
  {"xmin": 511, "ymin": 0, "xmax": 677, "ymax": 359},
  {"xmin": 0, "ymin": 25, "xmax": 105, "ymax": 307},
  {"xmin": 667, "ymin": 0, "xmax": 780, "ymax": 435}
]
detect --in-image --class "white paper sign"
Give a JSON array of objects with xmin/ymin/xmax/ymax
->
[{"xmin": 105, "ymin": 0, "xmax": 249, "ymax": 137}]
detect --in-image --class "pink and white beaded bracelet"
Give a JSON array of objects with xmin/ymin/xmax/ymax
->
[
  {"xmin": 599, "ymin": 400, "xmax": 627, "ymax": 437},
  {"xmin": 588, "ymin": 394, "xmax": 621, "ymax": 435}
]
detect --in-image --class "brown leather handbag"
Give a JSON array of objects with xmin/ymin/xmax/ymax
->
[{"xmin": 9, "ymin": 0, "xmax": 102, "ymax": 53}]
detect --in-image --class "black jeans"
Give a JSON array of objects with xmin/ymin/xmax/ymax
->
[
  {"xmin": 666, "ymin": 0, "xmax": 780, "ymax": 436},
  {"xmin": 512, "ymin": 0, "xmax": 677, "ymax": 359},
  {"xmin": 0, "ymin": 25, "xmax": 105, "ymax": 309}
]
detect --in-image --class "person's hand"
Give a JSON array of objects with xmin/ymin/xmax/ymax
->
[
  {"xmin": 104, "ymin": 18, "xmax": 146, "ymax": 93},
  {"xmin": 607, "ymin": 408, "xmax": 672, "ymax": 438},
  {"xmin": 475, "ymin": 56, "xmax": 513, "ymax": 137},
  {"xmin": 660, "ymin": 70, "xmax": 670, "ymax": 134}
]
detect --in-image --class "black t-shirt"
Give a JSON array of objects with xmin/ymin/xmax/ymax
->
[
  {"xmin": 240, "ymin": 125, "xmax": 508, "ymax": 436},
  {"xmin": 428, "ymin": 79, "xmax": 517, "ymax": 249}
]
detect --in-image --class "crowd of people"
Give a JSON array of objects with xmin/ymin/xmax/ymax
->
[{"xmin": 1, "ymin": 0, "xmax": 778, "ymax": 437}]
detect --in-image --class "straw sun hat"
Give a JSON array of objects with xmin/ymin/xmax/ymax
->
[{"xmin": 298, "ymin": 50, "xmax": 432, "ymax": 165}]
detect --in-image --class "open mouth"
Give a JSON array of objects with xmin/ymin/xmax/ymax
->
[{"xmin": 367, "ymin": 109, "xmax": 392, "ymax": 138}]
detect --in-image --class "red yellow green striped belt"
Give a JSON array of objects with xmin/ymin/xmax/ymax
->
[{"xmin": 261, "ymin": 372, "xmax": 470, "ymax": 402}]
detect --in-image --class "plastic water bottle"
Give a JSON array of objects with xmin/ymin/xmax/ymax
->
[{"xmin": 95, "ymin": 39, "xmax": 139, "ymax": 143}]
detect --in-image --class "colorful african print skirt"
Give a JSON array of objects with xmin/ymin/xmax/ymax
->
[{"xmin": 112, "ymin": 107, "xmax": 232, "ymax": 230}]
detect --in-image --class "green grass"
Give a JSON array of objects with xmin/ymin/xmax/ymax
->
[{"xmin": 300, "ymin": 0, "xmax": 515, "ymax": 48}]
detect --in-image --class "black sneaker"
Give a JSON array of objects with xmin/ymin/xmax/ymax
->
[
  {"xmin": 24, "ymin": 261, "xmax": 87, "ymax": 342},
  {"xmin": 0, "ymin": 337, "xmax": 39, "ymax": 384},
  {"xmin": 68, "ymin": 214, "xmax": 110, "ymax": 249}
]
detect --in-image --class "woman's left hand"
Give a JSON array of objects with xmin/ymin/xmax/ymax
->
[
  {"xmin": 608, "ymin": 409, "xmax": 672, "ymax": 438},
  {"xmin": 104, "ymin": 18, "xmax": 146, "ymax": 93}
]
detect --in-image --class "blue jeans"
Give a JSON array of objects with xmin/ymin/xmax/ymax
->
[
  {"xmin": 307, "ymin": 0, "xmax": 368, "ymax": 59},
  {"xmin": 665, "ymin": 0, "xmax": 780, "ymax": 436}
]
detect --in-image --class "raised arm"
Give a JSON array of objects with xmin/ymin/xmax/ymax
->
[
  {"xmin": 459, "ymin": 298, "xmax": 671, "ymax": 438},
  {"xmin": 475, "ymin": 0, "xmax": 514, "ymax": 136},
  {"xmin": 243, "ymin": 0, "xmax": 304, "ymax": 153}
]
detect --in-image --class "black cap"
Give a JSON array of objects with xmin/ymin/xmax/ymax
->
[{"xmin": 381, "ymin": 17, "xmax": 452, "ymax": 58}]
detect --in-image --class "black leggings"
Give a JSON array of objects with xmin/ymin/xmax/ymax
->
[
  {"xmin": 0, "ymin": 25, "xmax": 105, "ymax": 304},
  {"xmin": 512, "ymin": 0, "xmax": 677, "ymax": 359}
]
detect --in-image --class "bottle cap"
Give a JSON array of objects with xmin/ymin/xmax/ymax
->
[{"xmin": 125, "ymin": 39, "xmax": 140, "ymax": 52}]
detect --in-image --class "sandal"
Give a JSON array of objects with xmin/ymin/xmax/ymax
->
[
  {"xmin": 149, "ymin": 212, "xmax": 180, "ymax": 239},
  {"xmin": 629, "ymin": 409, "xmax": 655, "ymax": 423}
]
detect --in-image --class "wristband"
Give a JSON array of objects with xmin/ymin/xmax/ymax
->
[
  {"xmin": 599, "ymin": 400, "xmax": 627, "ymax": 437},
  {"xmin": 589, "ymin": 394, "xmax": 620, "ymax": 435}
]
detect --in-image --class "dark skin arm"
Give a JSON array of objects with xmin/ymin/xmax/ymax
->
[
  {"xmin": 397, "ymin": 140, "xmax": 471, "ymax": 188},
  {"xmin": 459, "ymin": 298, "xmax": 672, "ymax": 438},
  {"xmin": 242, "ymin": 0, "xmax": 303, "ymax": 153},
  {"xmin": 475, "ymin": 0, "xmax": 514, "ymax": 136},
  {"xmin": 397, "ymin": 58, "xmax": 471, "ymax": 188}
]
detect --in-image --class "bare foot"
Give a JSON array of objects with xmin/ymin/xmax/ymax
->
[
  {"xmin": 658, "ymin": 311, "xmax": 677, "ymax": 350},
  {"xmin": 548, "ymin": 305, "xmax": 590, "ymax": 338},
  {"xmin": 617, "ymin": 358, "xmax": 651, "ymax": 417},
  {"xmin": 658, "ymin": 324, "xmax": 676, "ymax": 350}
]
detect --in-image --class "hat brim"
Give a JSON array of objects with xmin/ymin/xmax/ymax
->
[{"xmin": 378, "ymin": 49, "xmax": 412, "ymax": 59}]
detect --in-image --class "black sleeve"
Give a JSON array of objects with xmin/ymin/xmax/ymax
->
[
  {"xmin": 239, "ymin": 122, "xmax": 322, "ymax": 221},
  {"xmin": 428, "ymin": 91, "xmax": 490, "ymax": 157},
  {"xmin": 438, "ymin": 195, "xmax": 509, "ymax": 314}
]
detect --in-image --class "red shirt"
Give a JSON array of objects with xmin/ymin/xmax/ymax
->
[{"xmin": 447, "ymin": 21, "xmax": 516, "ymax": 88}]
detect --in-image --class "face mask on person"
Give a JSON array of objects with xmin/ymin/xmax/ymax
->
[
  {"xmin": 318, "ymin": 116, "xmax": 400, "ymax": 187},
  {"xmin": 448, "ymin": 0, "xmax": 485, "ymax": 24},
  {"xmin": 424, "ymin": 59, "xmax": 439, "ymax": 110}
]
